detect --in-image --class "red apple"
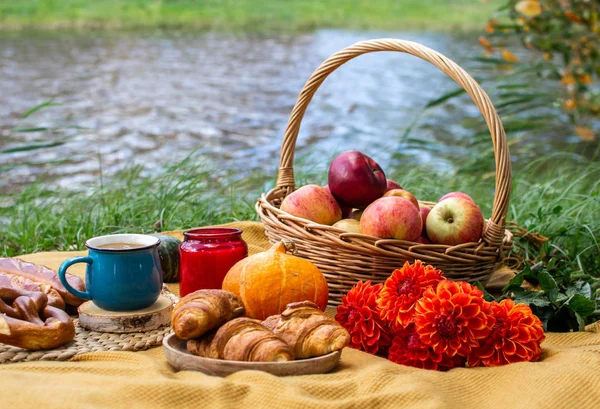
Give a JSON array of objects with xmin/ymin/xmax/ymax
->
[
  {"xmin": 419, "ymin": 206, "xmax": 431, "ymax": 236},
  {"xmin": 386, "ymin": 179, "xmax": 403, "ymax": 191},
  {"xmin": 426, "ymin": 197, "xmax": 484, "ymax": 245},
  {"xmin": 328, "ymin": 150, "xmax": 387, "ymax": 208},
  {"xmin": 324, "ymin": 184, "xmax": 352, "ymax": 218},
  {"xmin": 332, "ymin": 219, "xmax": 361, "ymax": 233},
  {"xmin": 360, "ymin": 197, "xmax": 422, "ymax": 241},
  {"xmin": 383, "ymin": 189, "xmax": 419, "ymax": 210},
  {"xmin": 438, "ymin": 192, "xmax": 474, "ymax": 203},
  {"xmin": 415, "ymin": 236, "xmax": 431, "ymax": 244},
  {"xmin": 280, "ymin": 184, "xmax": 342, "ymax": 225}
]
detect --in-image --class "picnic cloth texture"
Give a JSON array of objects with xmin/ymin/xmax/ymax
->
[{"xmin": 1, "ymin": 221, "xmax": 600, "ymax": 409}]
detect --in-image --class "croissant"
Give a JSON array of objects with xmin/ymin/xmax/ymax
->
[
  {"xmin": 187, "ymin": 317, "xmax": 294, "ymax": 362},
  {"xmin": 262, "ymin": 301, "xmax": 350, "ymax": 359},
  {"xmin": 0, "ymin": 291, "xmax": 75, "ymax": 350},
  {"xmin": 171, "ymin": 289, "xmax": 244, "ymax": 340},
  {"xmin": 186, "ymin": 331, "xmax": 216, "ymax": 358}
]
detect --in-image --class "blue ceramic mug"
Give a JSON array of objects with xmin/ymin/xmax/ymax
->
[{"xmin": 58, "ymin": 234, "xmax": 163, "ymax": 311}]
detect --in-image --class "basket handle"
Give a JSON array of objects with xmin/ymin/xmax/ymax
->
[{"xmin": 275, "ymin": 38, "xmax": 511, "ymax": 248}]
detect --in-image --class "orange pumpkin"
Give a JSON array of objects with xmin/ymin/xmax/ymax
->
[{"xmin": 222, "ymin": 241, "xmax": 329, "ymax": 320}]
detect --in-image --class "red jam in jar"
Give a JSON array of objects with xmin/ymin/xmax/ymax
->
[{"xmin": 179, "ymin": 228, "xmax": 248, "ymax": 297}]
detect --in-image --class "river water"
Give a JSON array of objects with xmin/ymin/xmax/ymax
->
[{"xmin": 0, "ymin": 30, "xmax": 574, "ymax": 194}]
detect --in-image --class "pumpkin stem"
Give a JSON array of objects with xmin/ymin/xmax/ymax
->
[
  {"xmin": 269, "ymin": 241, "xmax": 287, "ymax": 254},
  {"xmin": 272, "ymin": 239, "xmax": 297, "ymax": 255}
]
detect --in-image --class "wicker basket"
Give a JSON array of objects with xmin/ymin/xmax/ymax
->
[{"xmin": 256, "ymin": 39, "xmax": 513, "ymax": 306}]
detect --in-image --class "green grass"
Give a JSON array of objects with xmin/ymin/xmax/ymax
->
[
  {"xmin": 0, "ymin": 0, "xmax": 496, "ymax": 32},
  {"xmin": 1, "ymin": 154, "xmax": 598, "ymax": 280}
]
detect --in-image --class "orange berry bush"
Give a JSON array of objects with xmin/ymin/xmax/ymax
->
[
  {"xmin": 480, "ymin": 0, "xmax": 599, "ymax": 124},
  {"xmin": 336, "ymin": 261, "xmax": 546, "ymax": 371}
]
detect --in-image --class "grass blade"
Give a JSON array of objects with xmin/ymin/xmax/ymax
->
[
  {"xmin": 425, "ymin": 88, "xmax": 466, "ymax": 108},
  {"xmin": 1, "ymin": 141, "xmax": 66, "ymax": 154},
  {"xmin": 21, "ymin": 100, "xmax": 57, "ymax": 118}
]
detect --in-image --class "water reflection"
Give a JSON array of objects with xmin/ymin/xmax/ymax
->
[{"xmin": 0, "ymin": 30, "xmax": 525, "ymax": 193}]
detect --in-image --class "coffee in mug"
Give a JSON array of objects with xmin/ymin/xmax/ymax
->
[{"xmin": 96, "ymin": 242, "xmax": 145, "ymax": 250}]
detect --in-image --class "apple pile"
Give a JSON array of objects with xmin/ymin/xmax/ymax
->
[{"xmin": 280, "ymin": 150, "xmax": 485, "ymax": 245}]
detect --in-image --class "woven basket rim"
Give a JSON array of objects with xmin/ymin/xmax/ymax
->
[{"xmin": 258, "ymin": 190, "xmax": 513, "ymax": 257}]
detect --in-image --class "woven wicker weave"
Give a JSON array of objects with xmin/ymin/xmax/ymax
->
[
  {"xmin": 256, "ymin": 39, "xmax": 513, "ymax": 306},
  {"xmin": 0, "ymin": 290, "xmax": 177, "ymax": 364}
]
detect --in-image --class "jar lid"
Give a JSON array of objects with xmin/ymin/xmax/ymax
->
[{"xmin": 183, "ymin": 227, "xmax": 243, "ymax": 240}]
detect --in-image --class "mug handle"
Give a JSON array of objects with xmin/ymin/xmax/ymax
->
[{"xmin": 58, "ymin": 256, "xmax": 92, "ymax": 300}]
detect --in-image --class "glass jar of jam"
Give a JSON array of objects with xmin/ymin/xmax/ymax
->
[{"xmin": 179, "ymin": 228, "xmax": 248, "ymax": 297}]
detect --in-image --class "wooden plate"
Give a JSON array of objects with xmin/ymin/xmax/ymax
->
[{"xmin": 163, "ymin": 333, "xmax": 342, "ymax": 377}]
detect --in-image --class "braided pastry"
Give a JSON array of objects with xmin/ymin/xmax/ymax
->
[
  {"xmin": 0, "ymin": 291, "xmax": 75, "ymax": 350},
  {"xmin": 0, "ymin": 271, "xmax": 65, "ymax": 309},
  {"xmin": 0, "ymin": 257, "xmax": 86, "ymax": 306}
]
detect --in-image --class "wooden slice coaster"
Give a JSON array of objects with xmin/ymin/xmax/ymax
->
[{"xmin": 78, "ymin": 295, "xmax": 173, "ymax": 333}]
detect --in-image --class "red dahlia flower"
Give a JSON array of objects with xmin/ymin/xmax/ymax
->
[
  {"xmin": 336, "ymin": 281, "xmax": 392, "ymax": 354},
  {"xmin": 377, "ymin": 261, "xmax": 445, "ymax": 327},
  {"xmin": 388, "ymin": 323, "xmax": 464, "ymax": 371},
  {"xmin": 415, "ymin": 280, "xmax": 493, "ymax": 358},
  {"xmin": 468, "ymin": 299, "xmax": 545, "ymax": 367}
]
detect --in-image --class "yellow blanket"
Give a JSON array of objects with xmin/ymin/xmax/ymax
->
[{"xmin": 1, "ymin": 221, "xmax": 599, "ymax": 409}]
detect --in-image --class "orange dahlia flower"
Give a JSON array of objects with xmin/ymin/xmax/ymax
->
[
  {"xmin": 388, "ymin": 323, "xmax": 464, "ymax": 371},
  {"xmin": 468, "ymin": 299, "xmax": 545, "ymax": 367},
  {"xmin": 336, "ymin": 281, "xmax": 392, "ymax": 355},
  {"xmin": 377, "ymin": 261, "xmax": 444, "ymax": 327},
  {"xmin": 415, "ymin": 280, "xmax": 493, "ymax": 357}
]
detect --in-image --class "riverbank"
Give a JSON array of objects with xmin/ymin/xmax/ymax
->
[{"xmin": 0, "ymin": 0, "xmax": 495, "ymax": 32}]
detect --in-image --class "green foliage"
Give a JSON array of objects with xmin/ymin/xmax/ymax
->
[
  {"xmin": 467, "ymin": 154, "xmax": 600, "ymax": 331},
  {"xmin": 509, "ymin": 157, "xmax": 600, "ymax": 273},
  {"xmin": 480, "ymin": 0, "xmax": 599, "ymax": 128},
  {"xmin": 502, "ymin": 259, "xmax": 599, "ymax": 332},
  {"xmin": 0, "ymin": 0, "xmax": 495, "ymax": 32}
]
